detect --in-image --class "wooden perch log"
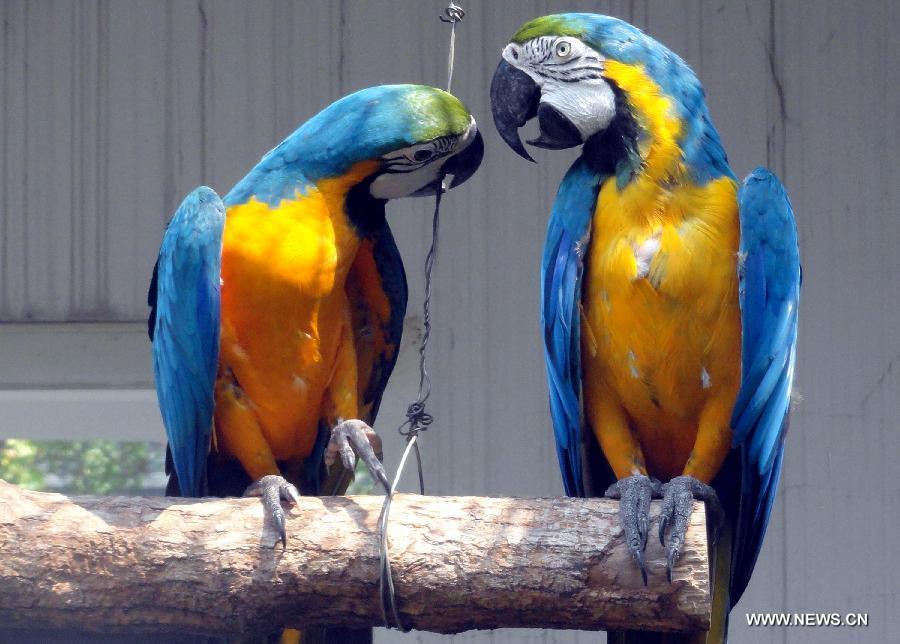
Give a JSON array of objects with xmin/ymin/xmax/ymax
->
[{"xmin": 0, "ymin": 479, "xmax": 709, "ymax": 636}]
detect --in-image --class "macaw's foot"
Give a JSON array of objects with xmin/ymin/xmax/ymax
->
[
  {"xmin": 606, "ymin": 474, "xmax": 662, "ymax": 585},
  {"xmin": 325, "ymin": 419, "xmax": 391, "ymax": 493},
  {"xmin": 244, "ymin": 474, "xmax": 302, "ymax": 549},
  {"xmin": 658, "ymin": 475, "xmax": 724, "ymax": 582}
]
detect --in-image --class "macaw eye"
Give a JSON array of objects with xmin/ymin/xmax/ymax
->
[
  {"xmin": 555, "ymin": 41, "xmax": 572, "ymax": 57},
  {"xmin": 413, "ymin": 149, "xmax": 434, "ymax": 162}
]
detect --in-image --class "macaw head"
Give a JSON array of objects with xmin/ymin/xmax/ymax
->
[
  {"xmin": 354, "ymin": 84, "xmax": 484, "ymax": 199},
  {"xmin": 242, "ymin": 84, "xmax": 483, "ymax": 203},
  {"xmin": 490, "ymin": 14, "xmax": 727, "ymax": 180}
]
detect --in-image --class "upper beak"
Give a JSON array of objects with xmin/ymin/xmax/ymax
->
[
  {"xmin": 491, "ymin": 58, "xmax": 586, "ymax": 160},
  {"xmin": 444, "ymin": 129, "xmax": 484, "ymax": 189},
  {"xmin": 490, "ymin": 59, "xmax": 539, "ymax": 162}
]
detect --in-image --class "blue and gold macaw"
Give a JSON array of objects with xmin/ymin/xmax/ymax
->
[
  {"xmin": 148, "ymin": 83, "xmax": 481, "ymax": 553},
  {"xmin": 491, "ymin": 14, "xmax": 799, "ymax": 643}
]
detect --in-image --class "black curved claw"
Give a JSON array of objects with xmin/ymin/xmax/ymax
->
[
  {"xmin": 658, "ymin": 475, "xmax": 722, "ymax": 582},
  {"xmin": 327, "ymin": 419, "xmax": 390, "ymax": 493},
  {"xmin": 606, "ymin": 474, "xmax": 661, "ymax": 585},
  {"xmin": 244, "ymin": 474, "xmax": 302, "ymax": 549},
  {"xmin": 666, "ymin": 540, "xmax": 680, "ymax": 583}
]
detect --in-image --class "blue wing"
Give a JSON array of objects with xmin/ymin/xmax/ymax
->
[
  {"xmin": 728, "ymin": 168, "xmax": 801, "ymax": 603},
  {"xmin": 541, "ymin": 158, "xmax": 603, "ymax": 497},
  {"xmin": 148, "ymin": 187, "xmax": 226, "ymax": 498}
]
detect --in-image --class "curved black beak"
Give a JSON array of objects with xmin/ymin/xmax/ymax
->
[
  {"xmin": 444, "ymin": 129, "xmax": 484, "ymax": 189},
  {"xmin": 490, "ymin": 59, "xmax": 539, "ymax": 162},
  {"xmin": 491, "ymin": 59, "xmax": 586, "ymax": 160}
]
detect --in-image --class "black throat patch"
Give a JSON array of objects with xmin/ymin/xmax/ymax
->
[
  {"xmin": 345, "ymin": 174, "xmax": 388, "ymax": 236},
  {"xmin": 582, "ymin": 82, "xmax": 642, "ymax": 183}
]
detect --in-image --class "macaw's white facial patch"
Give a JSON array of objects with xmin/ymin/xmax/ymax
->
[
  {"xmin": 541, "ymin": 79, "xmax": 616, "ymax": 140},
  {"xmin": 370, "ymin": 116, "xmax": 477, "ymax": 200},
  {"xmin": 503, "ymin": 37, "xmax": 616, "ymax": 141}
]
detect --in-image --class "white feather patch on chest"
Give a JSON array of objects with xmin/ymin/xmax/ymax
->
[
  {"xmin": 292, "ymin": 374, "xmax": 309, "ymax": 393},
  {"xmin": 631, "ymin": 230, "xmax": 662, "ymax": 280}
]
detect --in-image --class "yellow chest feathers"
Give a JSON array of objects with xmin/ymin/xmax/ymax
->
[
  {"xmin": 581, "ymin": 175, "xmax": 742, "ymax": 421},
  {"xmin": 587, "ymin": 175, "xmax": 739, "ymax": 299}
]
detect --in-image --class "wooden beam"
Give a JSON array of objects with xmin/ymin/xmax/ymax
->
[{"xmin": 0, "ymin": 479, "xmax": 710, "ymax": 637}]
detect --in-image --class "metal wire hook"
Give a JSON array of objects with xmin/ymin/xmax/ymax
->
[{"xmin": 440, "ymin": 2, "xmax": 465, "ymax": 91}]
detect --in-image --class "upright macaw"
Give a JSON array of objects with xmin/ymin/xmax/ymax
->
[
  {"xmin": 148, "ymin": 84, "xmax": 482, "ymax": 639},
  {"xmin": 491, "ymin": 14, "xmax": 799, "ymax": 643}
]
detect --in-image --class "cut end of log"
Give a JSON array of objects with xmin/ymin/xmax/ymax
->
[{"xmin": 0, "ymin": 479, "xmax": 710, "ymax": 636}]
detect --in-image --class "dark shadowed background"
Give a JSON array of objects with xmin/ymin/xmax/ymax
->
[{"xmin": 1, "ymin": 1, "xmax": 898, "ymax": 642}]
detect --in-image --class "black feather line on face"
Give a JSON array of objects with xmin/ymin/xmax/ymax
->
[
  {"xmin": 533, "ymin": 58, "xmax": 604, "ymax": 83},
  {"xmin": 380, "ymin": 134, "xmax": 459, "ymax": 172}
]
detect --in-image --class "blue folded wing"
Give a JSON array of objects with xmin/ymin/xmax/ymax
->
[
  {"xmin": 541, "ymin": 158, "xmax": 603, "ymax": 497},
  {"xmin": 729, "ymin": 168, "xmax": 801, "ymax": 603},
  {"xmin": 148, "ymin": 187, "xmax": 226, "ymax": 498}
]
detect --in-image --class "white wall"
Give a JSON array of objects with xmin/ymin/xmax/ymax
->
[{"xmin": 1, "ymin": 1, "xmax": 898, "ymax": 642}]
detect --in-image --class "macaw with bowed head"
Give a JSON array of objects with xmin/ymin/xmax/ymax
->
[
  {"xmin": 149, "ymin": 84, "xmax": 483, "ymax": 551},
  {"xmin": 491, "ymin": 14, "xmax": 799, "ymax": 643}
]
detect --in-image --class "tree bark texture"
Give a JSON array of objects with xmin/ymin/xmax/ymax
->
[{"xmin": 0, "ymin": 479, "xmax": 710, "ymax": 636}]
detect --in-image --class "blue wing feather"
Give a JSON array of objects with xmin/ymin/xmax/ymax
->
[
  {"xmin": 729, "ymin": 168, "xmax": 800, "ymax": 604},
  {"xmin": 541, "ymin": 158, "xmax": 603, "ymax": 497},
  {"xmin": 149, "ymin": 187, "xmax": 226, "ymax": 498}
]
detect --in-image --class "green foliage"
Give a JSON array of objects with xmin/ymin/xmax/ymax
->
[
  {"xmin": 0, "ymin": 439, "xmax": 166, "ymax": 495},
  {"xmin": 0, "ymin": 440, "xmax": 380, "ymax": 496},
  {"xmin": 345, "ymin": 457, "xmax": 377, "ymax": 495}
]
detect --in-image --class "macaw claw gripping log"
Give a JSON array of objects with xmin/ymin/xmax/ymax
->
[
  {"xmin": 491, "ymin": 14, "xmax": 800, "ymax": 643},
  {"xmin": 148, "ymin": 85, "xmax": 483, "ymax": 549}
]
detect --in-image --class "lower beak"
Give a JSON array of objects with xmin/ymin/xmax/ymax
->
[
  {"xmin": 528, "ymin": 103, "xmax": 584, "ymax": 150},
  {"xmin": 410, "ymin": 129, "xmax": 485, "ymax": 197},
  {"xmin": 490, "ymin": 59, "xmax": 539, "ymax": 162}
]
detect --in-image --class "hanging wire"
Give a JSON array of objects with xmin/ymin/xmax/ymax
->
[
  {"xmin": 377, "ymin": 2, "xmax": 464, "ymax": 632},
  {"xmin": 440, "ymin": 2, "xmax": 465, "ymax": 92},
  {"xmin": 378, "ymin": 188, "xmax": 442, "ymax": 632}
]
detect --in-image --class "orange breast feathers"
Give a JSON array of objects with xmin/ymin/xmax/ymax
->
[
  {"xmin": 212, "ymin": 163, "xmax": 376, "ymax": 479},
  {"xmin": 580, "ymin": 175, "xmax": 743, "ymax": 482}
]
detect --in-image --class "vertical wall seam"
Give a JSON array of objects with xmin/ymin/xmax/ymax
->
[
  {"xmin": 1, "ymin": 2, "xmax": 9, "ymax": 313},
  {"xmin": 198, "ymin": 0, "xmax": 208, "ymax": 182},
  {"xmin": 98, "ymin": 0, "xmax": 109, "ymax": 314},
  {"xmin": 162, "ymin": 0, "xmax": 174, "ymax": 221},
  {"xmin": 767, "ymin": 3, "xmax": 789, "ymax": 641},
  {"xmin": 68, "ymin": 0, "xmax": 77, "ymax": 314},
  {"xmin": 22, "ymin": 0, "xmax": 30, "ymax": 316},
  {"xmin": 338, "ymin": 0, "xmax": 346, "ymax": 94}
]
